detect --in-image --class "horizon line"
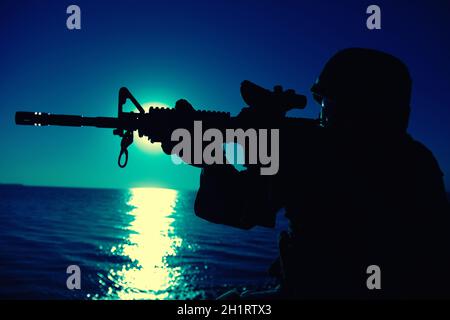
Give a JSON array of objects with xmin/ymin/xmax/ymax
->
[{"xmin": 0, "ymin": 182, "xmax": 197, "ymax": 193}]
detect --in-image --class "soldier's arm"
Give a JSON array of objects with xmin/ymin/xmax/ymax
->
[{"xmin": 194, "ymin": 164, "xmax": 282, "ymax": 230}]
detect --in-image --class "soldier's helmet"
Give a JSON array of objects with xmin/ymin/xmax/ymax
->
[{"xmin": 311, "ymin": 48, "xmax": 412, "ymax": 132}]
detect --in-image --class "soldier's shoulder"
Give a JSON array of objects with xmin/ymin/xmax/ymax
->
[
  {"xmin": 405, "ymin": 135, "xmax": 443, "ymax": 175},
  {"xmin": 406, "ymin": 135, "xmax": 435, "ymax": 156}
]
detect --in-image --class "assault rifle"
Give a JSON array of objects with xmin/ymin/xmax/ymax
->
[{"xmin": 15, "ymin": 81, "xmax": 319, "ymax": 167}]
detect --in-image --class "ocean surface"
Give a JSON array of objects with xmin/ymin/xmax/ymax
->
[{"xmin": 0, "ymin": 185, "xmax": 288, "ymax": 300}]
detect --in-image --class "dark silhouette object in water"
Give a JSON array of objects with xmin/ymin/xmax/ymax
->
[{"xmin": 171, "ymin": 48, "xmax": 450, "ymax": 299}]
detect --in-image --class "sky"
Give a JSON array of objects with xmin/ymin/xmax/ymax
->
[{"xmin": 0, "ymin": 0, "xmax": 449, "ymax": 190}]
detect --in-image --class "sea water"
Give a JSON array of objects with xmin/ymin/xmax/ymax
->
[{"xmin": 0, "ymin": 185, "xmax": 287, "ymax": 299}]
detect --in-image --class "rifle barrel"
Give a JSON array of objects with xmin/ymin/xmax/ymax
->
[
  {"xmin": 15, "ymin": 111, "xmax": 320, "ymax": 132},
  {"xmin": 15, "ymin": 112, "xmax": 121, "ymax": 129}
]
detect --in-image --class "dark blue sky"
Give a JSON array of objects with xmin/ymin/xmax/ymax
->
[{"xmin": 1, "ymin": 0, "xmax": 449, "ymax": 190}]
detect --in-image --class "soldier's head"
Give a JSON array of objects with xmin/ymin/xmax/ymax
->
[{"xmin": 311, "ymin": 48, "xmax": 412, "ymax": 133}]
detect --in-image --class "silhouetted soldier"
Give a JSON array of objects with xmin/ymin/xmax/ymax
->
[{"xmin": 165, "ymin": 48, "xmax": 450, "ymax": 299}]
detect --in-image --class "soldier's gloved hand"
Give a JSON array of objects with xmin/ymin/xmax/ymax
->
[
  {"xmin": 160, "ymin": 99, "xmax": 195, "ymax": 155},
  {"xmin": 175, "ymin": 99, "xmax": 195, "ymax": 112}
]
